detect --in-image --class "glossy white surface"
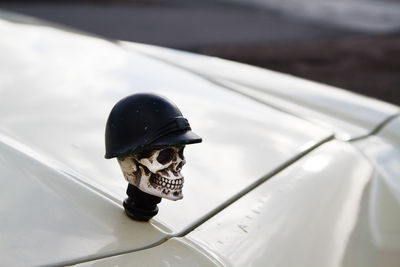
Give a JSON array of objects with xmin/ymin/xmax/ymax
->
[
  {"xmin": 346, "ymin": 116, "xmax": 400, "ymax": 267},
  {"xmin": 76, "ymin": 238, "xmax": 224, "ymax": 266},
  {"xmin": 354, "ymin": 116, "xmax": 400, "ymax": 208},
  {"xmin": 0, "ymin": 138, "xmax": 170, "ymax": 267},
  {"xmin": 188, "ymin": 140, "xmax": 374, "ymax": 267},
  {"xmin": 0, "ymin": 18, "xmax": 332, "ymax": 234},
  {"xmin": 123, "ymin": 42, "xmax": 399, "ymax": 140}
]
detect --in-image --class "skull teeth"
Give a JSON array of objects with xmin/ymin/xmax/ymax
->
[{"xmin": 150, "ymin": 176, "xmax": 184, "ymax": 190}]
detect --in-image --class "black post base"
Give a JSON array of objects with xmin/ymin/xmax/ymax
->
[{"xmin": 123, "ymin": 184, "xmax": 162, "ymax": 221}]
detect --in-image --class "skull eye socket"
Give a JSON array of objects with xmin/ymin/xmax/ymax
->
[
  {"xmin": 157, "ymin": 148, "xmax": 175, "ymax": 164},
  {"xmin": 137, "ymin": 149, "xmax": 154, "ymax": 159}
]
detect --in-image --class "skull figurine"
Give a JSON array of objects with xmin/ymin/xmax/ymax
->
[
  {"xmin": 105, "ymin": 93, "xmax": 202, "ymax": 221},
  {"xmin": 118, "ymin": 146, "xmax": 186, "ymax": 200}
]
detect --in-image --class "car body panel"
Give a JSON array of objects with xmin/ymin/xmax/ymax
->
[
  {"xmin": 75, "ymin": 238, "xmax": 225, "ymax": 267},
  {"xmin": 187, "ymin": 140, "xmax": 374, "ymax": 267},
  {"xmin": 0, "ymin": 135, "xmax": 170, "ymax": 267},
  {"xmin": 354, "ymin": 115, "xmax": 400, "ymax": 192},
  {"xmin": 344, "ymin": 115, "xmax": 400, "ymax": 267},
  {"xmin": 1, "ymin": 14, "xmax": 399, "ymax": 267},
  {"xmin": 121, "ymin": 42, "xmax": 399, "ymax": 141},
  {"xmin": 0, "ymin": 18, "xmax": 332, "ymax": 236}
]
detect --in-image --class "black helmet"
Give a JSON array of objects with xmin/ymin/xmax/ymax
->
[{"xmin": 105, "ymin": 93, "xmax": 202, "ymax": 159}]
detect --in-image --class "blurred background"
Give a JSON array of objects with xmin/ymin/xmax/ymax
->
[{"xmin": 0, "ymin": 0, "xmax": 399, "ymax": 105}]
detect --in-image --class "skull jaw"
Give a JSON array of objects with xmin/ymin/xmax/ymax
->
[
  {"xmin": 140, "ymin": 186, "xmax": 183, "ymax": 201},
  {"xmin": 137, "ymin": 173, "xmax": 184, "ymax": 201},
  {"xmin": 119, "ymin": 161, "xmax": 184, "ymax": 200}
]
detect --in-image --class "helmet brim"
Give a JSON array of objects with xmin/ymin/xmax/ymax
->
[
  {"xmin": 150, "ymin": 130, "xmax": 202, "ymax": 148},
  {"xmin": 105, "ymin": 130, "xmax": 202, "ymax": 159}
]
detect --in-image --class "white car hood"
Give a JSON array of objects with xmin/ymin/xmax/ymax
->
[
  {"xmin": 121, "ymin": 41, "xmax": 399, "ymax": 141},
  {"xmin": 0, "ymin": 137, "xmax": 171, "ymax": 266},
  {"xmin": 0, "ymin": 17, "xmax": 331, "ymax": 228},
  {"xmin": 0, "ymin": 15, "xmax": 392, "ymax": 266}
]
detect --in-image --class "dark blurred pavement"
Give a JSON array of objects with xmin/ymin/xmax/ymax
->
[
  {"xmin": 0, "ymin": 0, "xmax": 361, "ymax": 48},
  {"xmin": 197, "ymin": 35, "xmax": 400, "ymax": 106},
  {"xmin": 0, "ymin": 0, "xmax": 399, "ymax": 105}
]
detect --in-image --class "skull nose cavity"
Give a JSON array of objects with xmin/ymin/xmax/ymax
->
[
  {"xmin": 176, "ymin": 162, "xmax": 184, "ymax": 171},
  {"xmin": 178, "ymin": 147, "xmax": 184, "ymax": 159}
]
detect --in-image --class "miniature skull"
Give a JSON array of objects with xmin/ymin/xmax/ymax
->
[{"xmin": 118, "ymin": 146, "xmax": 186, "ymax": 200}]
